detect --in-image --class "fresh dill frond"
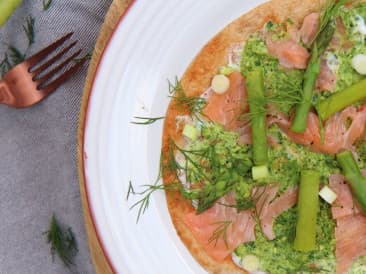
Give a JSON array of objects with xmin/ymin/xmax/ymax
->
[
  {"xmin": 73, "ymin": 52, "xmax": 92, "ymax": 63},
  {"xmin": 289, "ymin": 264, "xmax": 331, "ymax": 273},
  {"xmin": 23, "ymin": 16, "xmax": 35, "ymax": 47},
  {"xmin": 44, "ymin": 214, "xmax": 78, "ymax": 268},
  {"xmin": 168, "ymin": 76, "xmax": 183, "ymax": 95},
  {"xmin": 318, "ymin": 0, "xmax": 346, "ymax": 34},
  {"xmin": 168, "ymin": 77, "xmax": 207, "ymax": 116},
  {"xmin": 131, "ymin": 116, "xmax": 165, "ymax": 125},
  {"xmin": 208, "ymin": 220, "xmax": 233, "ymax": 248},
  {"xmin": 172, "ymin": 140, "xmax": 211, "ymax": 182},
  {"xmin": 218, "ymin": 197, "xmax": 256, "ymax": 212},
  {"xmin": 163, "ymin": 140, "xmax": 184, "ymax": 175},
  {"xmin": 129, "ymin": 181, "xmax": 181, "ymax": 223},
  {"xmin": 0, "ymin": 53, "xmax": 11, "ymax": 75},
  {"xmin": 126, "ymin": 180, "xmax": 135, "ymax": 201},
  {"xmin": 42, "ymin": 0, "xmax": 53, "ymax": 11},
  {"xmin": 8, "ymin": 46, "xmax": 25, "ymax": 66}
]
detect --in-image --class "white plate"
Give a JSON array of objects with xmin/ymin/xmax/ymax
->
[{"xmin": 82, "ymin": 1, "xmax": 267, "ymax": 273}]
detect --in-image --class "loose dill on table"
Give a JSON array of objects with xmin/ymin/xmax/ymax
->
[
  {"xmin": 0, "ymin": 14, "xmax": 37, "ymax": 75},
  {"xmin": 44, "ymin": 213, "xmax": 78, "ymax": 268},
  {"xmin": 42, "ymin": 0, "xmax": 53, "ymax": 11},
  {"xmin": 23, "ymin": 15, "xmax": 35, "ymax": 47},
  {"xmin": 73, "ymin": 52, "xmax": 92, "ymax": 63},
  {"xmin": 7, "ymin": 46, "xmax": 25, "ymax": 66}
]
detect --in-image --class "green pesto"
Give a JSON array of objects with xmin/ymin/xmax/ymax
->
[
  {"xmin": 339, "ymin": 3, "xmax": 366, "ymax": 43},
  {"xmin": 350, "ymin": 256, "xmax": 366, "ymax": 273},
  {"xmin": 356, "ymin": 142, "xmax": 366, "ymax": 169},
  {"xmin": 240, "ymin": 35, "xmax": 303, "ymax": 115},
  {"xmin": 234, "ymin": 203, "xmax": 336, "ymax": 274},
  {"xmin": 265, "ymin": 125, "xmax": 340, "ymax": 192},
  {"xmin": 182, "ymin": 123, "xmax": 254, "ymax": 212},
  {"xmin": 329, "ymin": 4, "xmax": 366, "ymax": 92}
]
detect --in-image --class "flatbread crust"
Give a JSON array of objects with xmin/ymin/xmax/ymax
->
[{"xmin": 162, "ymin": 1, "xmax": 323, "ymax": 273}]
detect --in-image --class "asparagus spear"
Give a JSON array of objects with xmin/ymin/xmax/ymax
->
[
  {"xmin": 336, "ymin": 151, "xmax": 366, "ymax": 213},
  {"xmin": 294, "ymin": 170, "xmax": 320, "ymax": 252},
  {"xmin": 318, "ymin": 78, "xmax": 366, "ymax": 120},
  {"xmin": 291, "ymin": 0, "xmax": 344, "ymax": 132},
  {"xmin": 246, "ymin": 68, "xmax": 268, "ymax": 166},
  {"xmin": 291, "ymin": 46, "xmax": 321, "ymax": 133},
  {"xmin": 0, "ymin": 0, "xmax": 22, "ymax": 27}
]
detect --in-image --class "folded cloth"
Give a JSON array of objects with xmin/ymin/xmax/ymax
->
[{"xmin": 0, "ymin": 1, "xmax": 112, "ymax": 273}]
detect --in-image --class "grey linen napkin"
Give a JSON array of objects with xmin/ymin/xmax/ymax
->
[{"xmin": 0, "ymin": 1, "xmax": 112, "ymax": 273}]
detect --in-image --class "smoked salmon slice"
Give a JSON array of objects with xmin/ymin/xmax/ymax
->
[
  {"xmin": 259, "ymin": 187, "xmax": 298, "ymax": 240},
  {"xmin": 202, "ymin": 71, "xmax": 248, "ymax": 131},
  {"xmin": 274, "ymin": 106, "xmax": 366, "ymax": 154},
  {"xmin": 329, "ymin": 173, "xmax": 366, "ymax": 274},
  {"xmin": 316, "ymin": 58, "xmax": 336, "ymax": 92},
  {"xmin": 335, "ymin": 214, "xmax": 366, "ymax": 274},
  {"xmin": 183, "ymin": 193, "xmax": 255, "ymax": 262},
  {"xmin": 300, "ymin": 12, "xmax": 320, "ymax": 46},
  {"xmin": 184, "ymin": 186, "xmax": 299, "ymax": 261},
  {"xmin": 329, "ymin": 174, "xmax": 360, "ymax": 219},
  {"xmin": 267, "ymin": 39, "xmax": 310, "ymax": 69}
]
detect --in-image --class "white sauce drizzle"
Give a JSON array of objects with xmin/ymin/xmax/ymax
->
[
  {"xmin": 354, "ymin": 15, "xmax": 366, "ymax": 36},
  {"xmin": 325, "ymin": 51, "xmax": 339, "ymax": 74}
]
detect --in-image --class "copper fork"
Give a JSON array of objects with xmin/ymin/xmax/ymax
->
[{"xmin": 0, "ymin": 32, "xmax": 87, "ymax": 108}]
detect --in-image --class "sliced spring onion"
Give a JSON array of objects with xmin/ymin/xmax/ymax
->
[
  {"xmin": 211, "ymin": 74, "xmax": 230, "ymax": 94},
  {"xmin": 319, "ymin": 186, "xmax": 337, "ymax": 204},
  {"xmin": 252, "ymin": 165, "xmax": 269, "ymax": 180},
  {"xmin": 182, "ymin": 124, "xmax": 200, "ymax": 141}
]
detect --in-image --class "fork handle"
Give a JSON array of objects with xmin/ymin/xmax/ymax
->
[{"xmin": 0, "ymin": 81, "xmax": 14, "ymax": 106}]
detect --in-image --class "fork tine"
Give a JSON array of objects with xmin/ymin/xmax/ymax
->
[
  {"xmin": 39, "ymin": 57, "xmax": 87, "ymax": 96},
  {"xmin": 31, "ymin": 41, "xmax": 77, "ymax": 77},
  {"xmin": 35, "ymin": 49, "xmax": 82, "ymax": 85},
  {"xmin": 26, "ymin": 32, "xmax": 74, "ymax": 67}
]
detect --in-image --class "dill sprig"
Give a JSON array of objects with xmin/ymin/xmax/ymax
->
[
  {"xmin": 168, "ymin": 77, "xmax": 207, "ymax": 116},
  {"xmin": 0, "ymin": 53, "xmax": 11, "ymax": 75},
  {"xmin": 317, "ymin": 0, "xmax": 347, "ymax": 39},
  {"xmin": 23, "ymin": 15, "xmax": 35, "ymax": 47},
  {"xmin": 131, "ymin": 116, "xmax": 165, "ymax": 125},
  {"xmin": 42, "ymin": 0, "xmax": 53, "ymax": 11},
  {"xmin": 208, "ymin": 220, "xmax": 233, "ymax": 248},
  {"xmin": 8, "ymin": 46, "xmax": 25, "ymax": 66},
  {"xmin": 171, "ymin": 139, "xmax": 211, "ymax": 182},
  {"xmin": 127, "ymin": 180, "xmax": 181, "ymax": 223},
  {"xmin": 44, "ymin": 214, "xmax": 78, "ymax": 268},
  {"xmin": 74, "ymin": 52, "xmax": 92, "ymax": 63}
]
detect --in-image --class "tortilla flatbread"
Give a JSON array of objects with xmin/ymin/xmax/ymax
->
[{"xmin": 162, "ymin": 1, "xmax": 323, "ymax": 273}]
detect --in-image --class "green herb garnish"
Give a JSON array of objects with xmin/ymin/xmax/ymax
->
[
  {"xmin": 0, "ymin": 53, "xmax": 12, "ymax": 75},
  {"xmin": 291, "ymin": 0, "xmax": 346, "ymax": 132},
  {"xmin": 23, "ymin": 15, "xmax": 35, "ymax": 47},
  {"xmin": 8, "ymin": 45, "xmax": 25, "ymax": 65},
  {"xmin": 131, "ymin": 116, "xmax": 165, "ymax": 125},
  {"xmin": 168, "ymin": 77, "xmax": 207, "ymax": 117},
  {"xmin": 42, "ymin": 0, "xmax": 53, "ymax": 11},
  {"xmin": 44, "ymin": 214, "xmax": 78, "ymax": 267},
  {"xmin": 127, "ymin": 180, "xmax": 181, "ymax": 223},
  {"xmin": 208, "ymin": 220, "xmax": 233, "ymax": 248}
]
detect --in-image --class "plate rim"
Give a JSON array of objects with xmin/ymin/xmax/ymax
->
[{"xmin": 78, "ymin": 1, "xmax": 136, "ymax": 273}]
